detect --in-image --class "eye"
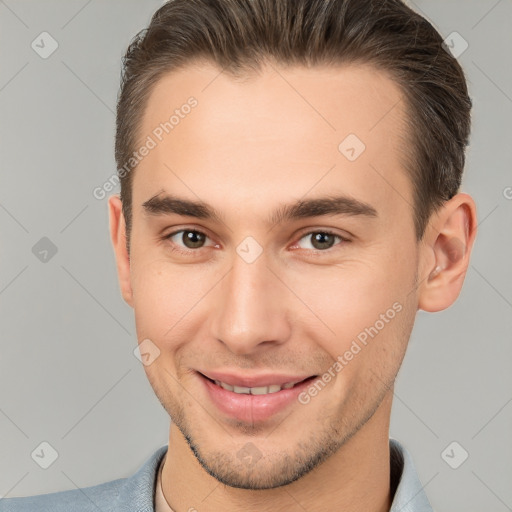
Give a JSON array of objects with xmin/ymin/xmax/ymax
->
[
  {"xmin": 294, "ymin": 230, "xmax": 347, "ymax": 251},
  {"xmin": 164, "ymin": 229, "xmax": 216, "ymax": 252}
]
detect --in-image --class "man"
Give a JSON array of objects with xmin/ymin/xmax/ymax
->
[{"xmin": 1, "ymin": 0, "xmax": 477, "ymax": 510}]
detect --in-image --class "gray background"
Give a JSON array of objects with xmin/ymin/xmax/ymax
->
[{"xmin": 0, "ymin": 1, "xmax": 511, "ymax": 510}]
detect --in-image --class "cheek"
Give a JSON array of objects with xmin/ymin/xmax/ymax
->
[
  {"xmin": 292, "ymin": 261, "xmax": 412, "ymax": 337},
  {"xmin": 129, "ymin": 255, "xmax": 215, "ymax": 341},
  {"xmin": 285, "ymin": 245, "xmax": 417, "ymax": 373},
  {"xmin": 296, "ymin": 271, "xmax": 417, "ymax": 409}
]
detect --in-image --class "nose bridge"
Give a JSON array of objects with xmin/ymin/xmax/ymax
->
[{"xmin": 211, "ymin": 251, "xmax": 290, "ymax": 354}]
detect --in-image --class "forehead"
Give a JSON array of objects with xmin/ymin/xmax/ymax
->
[{"xmin": 133, "ymin": 61, "xmax": 413, "ymax": 228}]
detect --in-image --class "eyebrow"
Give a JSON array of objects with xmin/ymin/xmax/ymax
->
[{"xmin": 142, "ymin": 193, "xmax": 378, "ymax": 225}]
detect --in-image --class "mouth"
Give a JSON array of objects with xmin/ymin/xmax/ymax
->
[
  {"xmin": 201, "ymin": 373, "xmax": 316, "ymax": 395},
  {"xmin": 196, "ymin": 371, "xmax": 319, "ymax": 423}
]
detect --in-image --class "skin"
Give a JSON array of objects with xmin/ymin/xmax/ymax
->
[{"xmin": 109, "ymin": 61, "xmax": 477, "ymax": 512}]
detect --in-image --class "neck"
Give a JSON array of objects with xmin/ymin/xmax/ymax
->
[{"xmin": 161, "ymin": 391, "xmax": 393, "ymax": 512}]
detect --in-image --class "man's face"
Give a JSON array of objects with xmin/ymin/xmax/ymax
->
[{"xmin": 122, "ymin": 62, "xmax": 423, "ymax": 488}]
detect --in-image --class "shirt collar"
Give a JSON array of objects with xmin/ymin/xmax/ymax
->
[{"xmin": 389, "ymin": 437, "xmax": 434, "ymax": 512}]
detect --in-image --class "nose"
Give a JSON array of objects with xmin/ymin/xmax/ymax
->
[{"xmin": 210, "ymin": 251, "xmax": 291, "ymax": 356}]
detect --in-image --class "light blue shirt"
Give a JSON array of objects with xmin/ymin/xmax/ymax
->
[{"xmin": 0, "ymin": 437, "xmax": 433, "ymax": 511}]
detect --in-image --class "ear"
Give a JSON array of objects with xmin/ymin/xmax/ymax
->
[
  {"xmin": 418, "ymin": 193, "xmax": 477, "ymax": 312},
  {"xmin": 108, "ymin": 194, "xmax": 134, "ymax": 308}
]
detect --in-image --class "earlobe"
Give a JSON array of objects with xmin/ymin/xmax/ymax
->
[
  {"xmin": 418, "ymin": 193, "xmax": 477, "ymax": 312},
  {"xmin": 108, "ymin": 194, "xmax": 134, "ymax": 308}
]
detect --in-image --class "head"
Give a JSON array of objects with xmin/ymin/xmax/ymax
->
[{"xmin": 109, "ymin": 0, "xmax": 476, "ymax": 490}]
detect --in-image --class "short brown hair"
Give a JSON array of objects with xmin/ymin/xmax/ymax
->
[{"xmin": 115, "ymin": 0, "xmax": 472, "ymax": 252}]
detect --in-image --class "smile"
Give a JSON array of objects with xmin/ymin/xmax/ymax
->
[{"xmin": 197, "ymin": 371, "xmax": 319, "ymax": 422}]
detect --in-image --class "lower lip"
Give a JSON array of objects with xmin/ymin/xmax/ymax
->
[{"xmin": 198, "ymin": 372, "xmax": 317, "ymax": 423}]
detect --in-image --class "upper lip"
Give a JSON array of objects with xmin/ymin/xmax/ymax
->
[{"xmin": 198, "ymin": 370, "xmax": 315, "ymax": 388}]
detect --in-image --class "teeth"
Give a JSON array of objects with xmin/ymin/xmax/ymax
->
[
  {"xmin": 233, "ymin": 385, "xmax": 251, "ymax": 394},
  {"xmin": 217, "ymin": 380, "xmax": 233, "ymax": 391},
  {"xmin": 250, "ymin": 386, "xmax": 269, "ymax": 395},
  {"xmin": 213, "ymin": 379, "xmax": 299, "ymax": 394}
]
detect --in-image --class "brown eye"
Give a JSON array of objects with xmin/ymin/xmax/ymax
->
[
  {"xmin": 166, "ymin": 229, "xmax": 211, "ymax": 250},
  {"xmin": 182, "ymin": 230, "xmax": 206, "ymax": 248}
]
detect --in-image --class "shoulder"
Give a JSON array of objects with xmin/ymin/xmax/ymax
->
[
  {"xmin": 0, "ymin": 445, "xmax": 168, "ymax": 512},
  {"xmin": 0, "ymin": 478, "xmax": 125, "ymax": 512}
]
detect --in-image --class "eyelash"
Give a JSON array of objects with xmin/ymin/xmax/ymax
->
[{"xmin": 162, "ymin": 228, "xmax": 349, "ymax": 256}]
